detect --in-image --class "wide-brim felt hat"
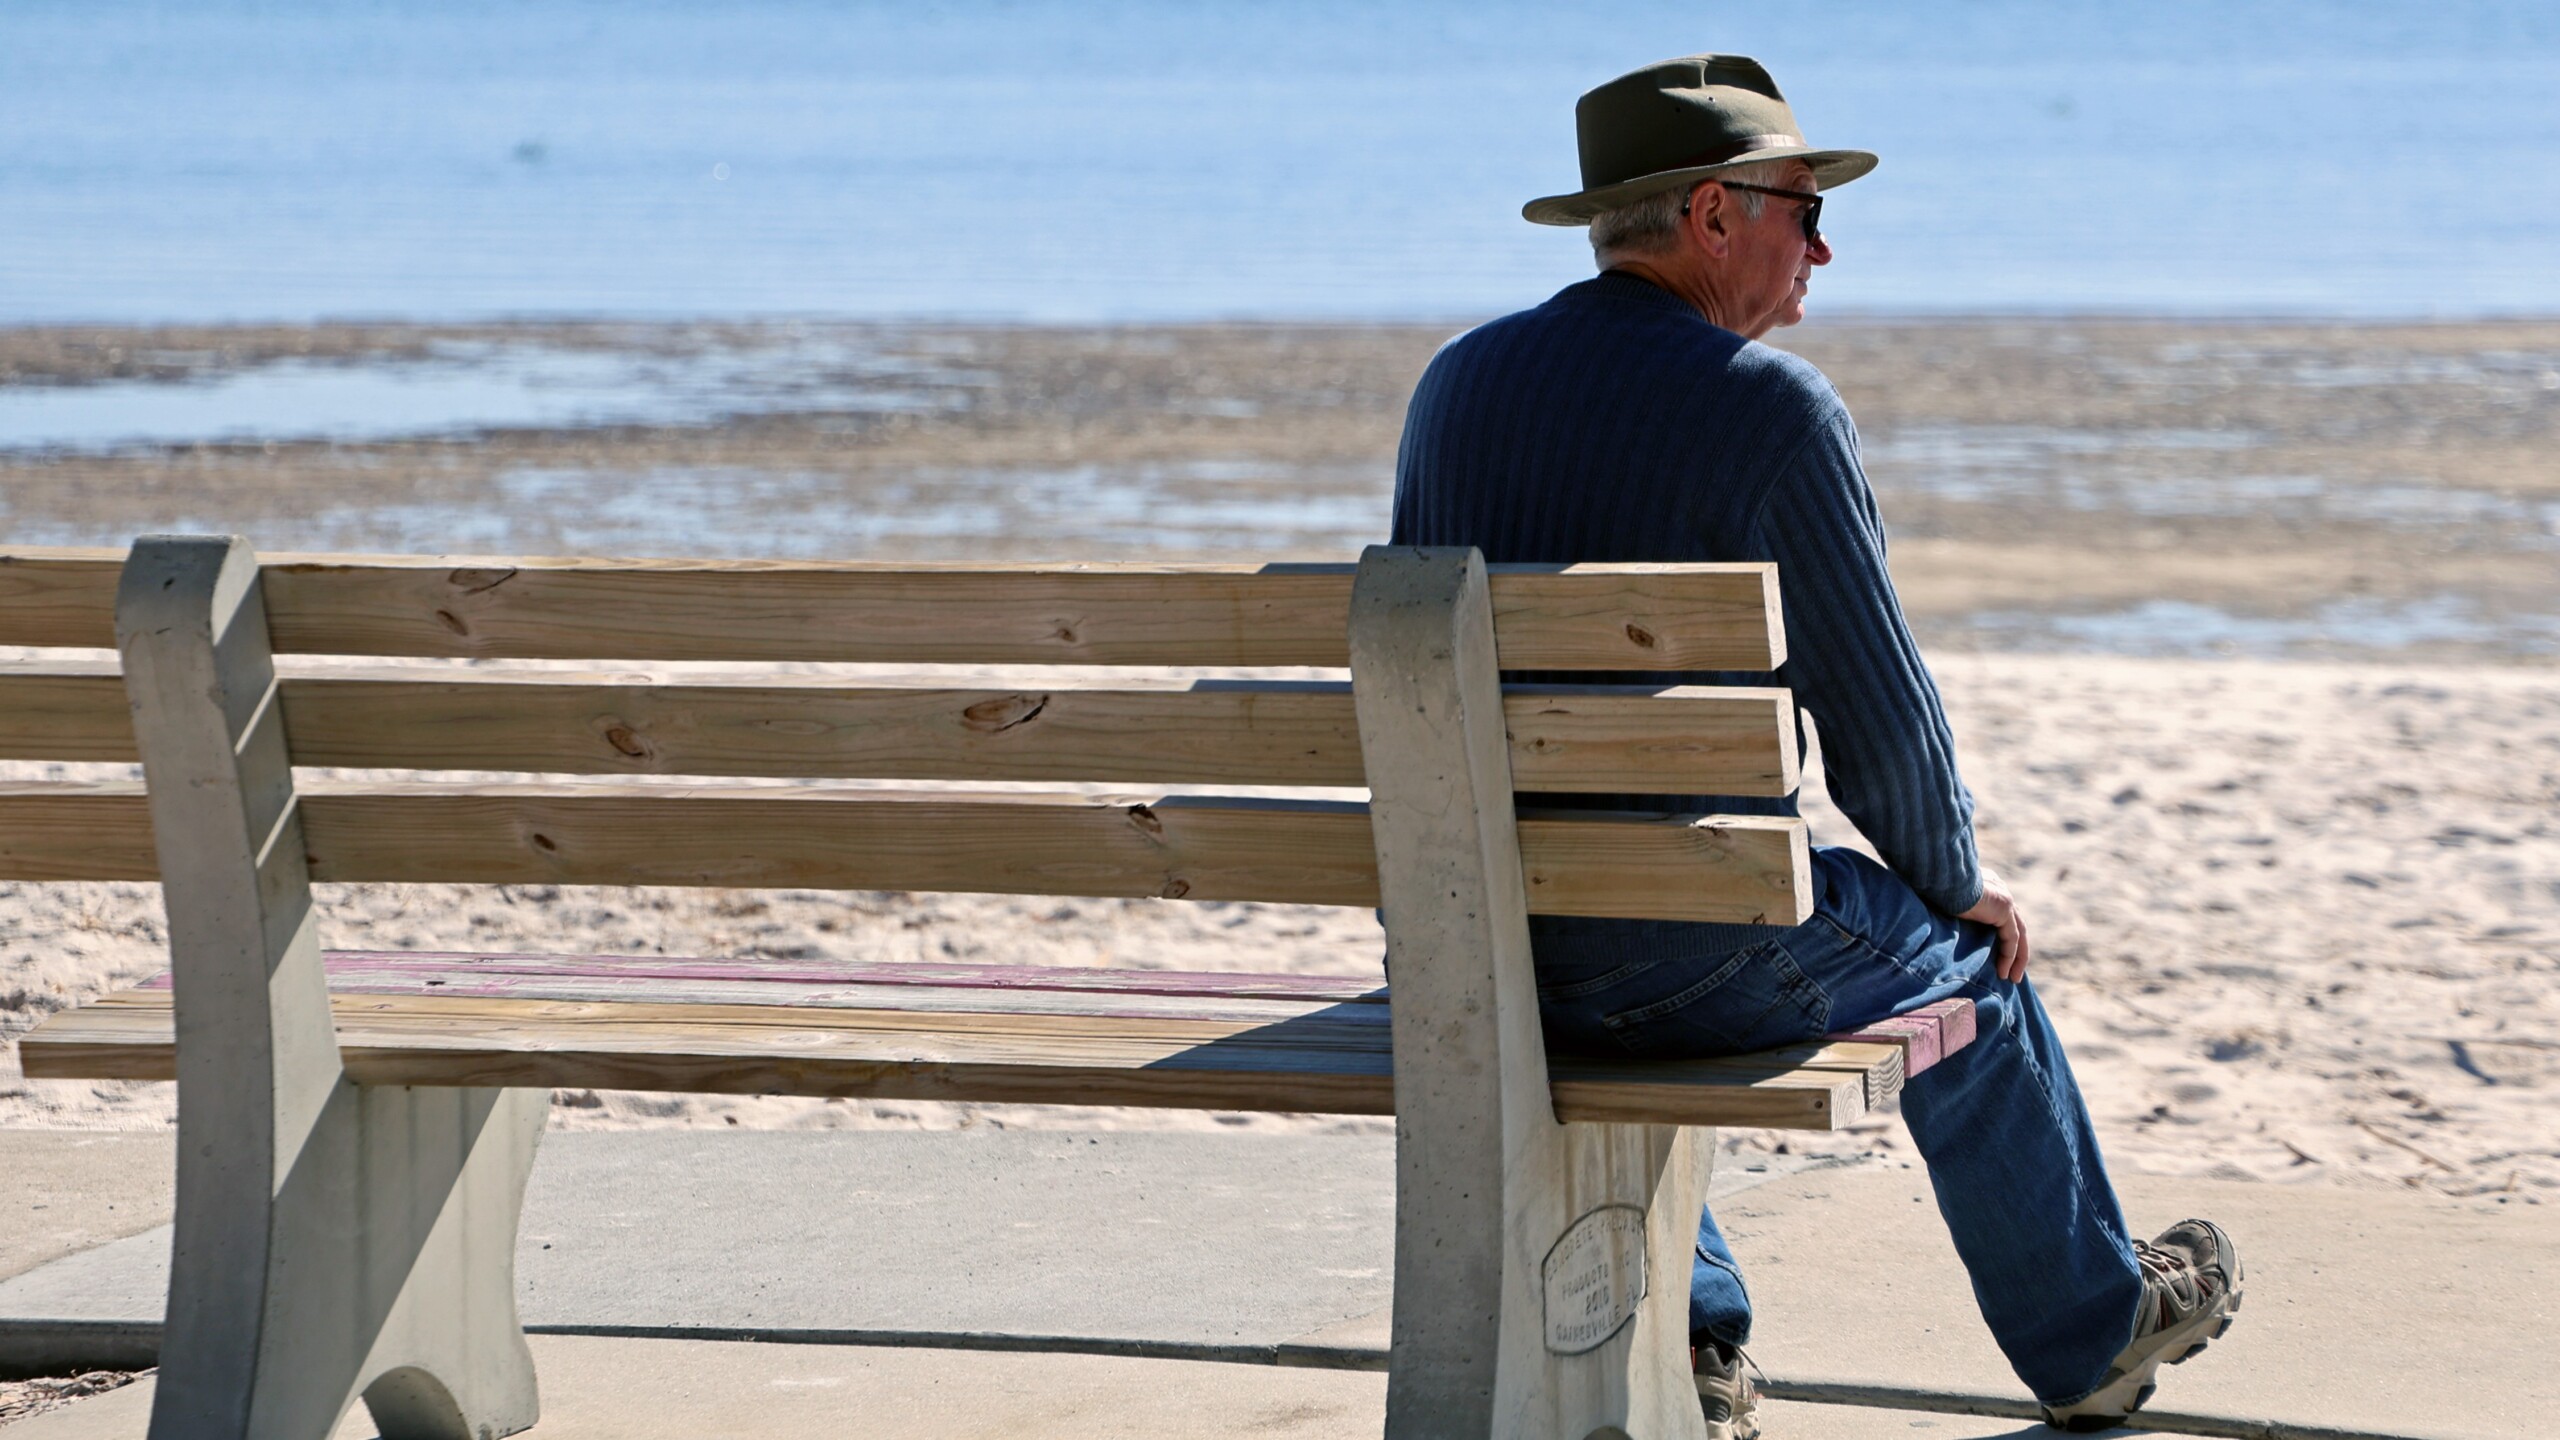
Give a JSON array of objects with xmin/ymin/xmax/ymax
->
[{"xmin": 1523, "ymin": 54, "xmax": 1876, "ymax": 226}]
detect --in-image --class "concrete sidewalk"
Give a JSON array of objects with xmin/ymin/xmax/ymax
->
[
  {"xmin": 2, "ymin": 1128, "xmax": 2546, "ymax": 1438},
  {"xmin": 0, "ymin": 1132, "xmax": 171, "ymax": 1285},
  {"xmin": 3, "ymin": 1335, "xmax": 2117, "ymax": 1440}
]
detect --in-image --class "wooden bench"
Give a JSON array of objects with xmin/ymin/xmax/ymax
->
[{"xmin": 1, "ymin": 538, "xmax": 1974, "ymax": 1440}]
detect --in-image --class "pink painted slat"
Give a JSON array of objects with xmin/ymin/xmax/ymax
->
[
  {"xmin": 1825, "ymin": 1015, "xmax": 1943, "ymax": 1073},
  {"xmin": 1825, "ymin": 997, "xmax": 1977, "ymax": 1079},
  {"xmin": 1918, "ymin": 997, "xmax": 1977, "ymax": 1056},
  {"xmin": 136, "ymin": 955, "xmax": 1975, "ymax": 1073}
]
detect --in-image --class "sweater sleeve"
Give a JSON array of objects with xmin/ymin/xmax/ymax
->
[{"xmin": 1746, "ymin": 402, "xmax": 1985, "ymax": 916}]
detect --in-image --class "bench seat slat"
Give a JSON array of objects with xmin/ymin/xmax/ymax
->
[
  {"xmin": 146, "ymin": 966, "xmax": 1389, "ymax": 1027},
  {"xmin": 22, "ymin": 987, "xmax": 1875, "ymax": 1129},
  {"xmin": 136, "ymin": 968, "xmax": 1393, "ymax": 1026},
  {"xmin": 0, "ymin": 781, "xmax": 1813, "ymax": 925},
  {"xmin": 0, "ymin": 664, "xmax": 1799, "ymax": 799},
  {"xmin": 0, "ymin": 550, "xmax": 1784, "ymax": 671},
  {"xmin": 74, "ymin": 984, "xmax": 1899, "ymax": 1086},
  {"xmin": 319, "ymin": 950, "xmax": 1394, "ymax": 1003},
  {"xmin": 287, "ymin": 953, "xmax": 1974, "ymax": 1081},
  {"xmin": 117, "ymin": 950, "xmax": 1922, "ymax": 1104},
  {"xmin": 1829, "ymin": 999, "xmax": 1979, "ymax": 1076}
]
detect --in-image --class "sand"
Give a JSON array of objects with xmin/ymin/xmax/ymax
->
[
  {"xmin": 0, "ymin": 1372, "xmax": 138, "ymax": 1426},
  {"xmin": 0, "ymin": 317, "xmax": 2553, "ymax": 1205}
]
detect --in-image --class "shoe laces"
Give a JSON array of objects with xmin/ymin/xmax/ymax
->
[
  {"xmin": 1710, "ymin": 1342, "xmax": 1766, "ymax": 1397},
  {"xmin": 2132, "ymin": 1238, "xmax": 2210, "ymax": 1327}
]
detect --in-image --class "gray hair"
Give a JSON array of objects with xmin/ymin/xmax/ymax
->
[{"xmin": 1588, "ymin": 159, "xmax": 1793, "ymax": 262}]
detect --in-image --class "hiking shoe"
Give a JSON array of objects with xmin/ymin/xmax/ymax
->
[
  {"xmin": 2042, "ymin": 1218, "xmax": 2243, "ymax": 1432},
  {"xmin": 1693, "ymin": 1340, "xmax": 1761, "ymax": 1440}
]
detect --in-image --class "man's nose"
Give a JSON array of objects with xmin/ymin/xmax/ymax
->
[{"xmin": 1807, "ymin": 232, "xmax": 1834, "ymax": 266}]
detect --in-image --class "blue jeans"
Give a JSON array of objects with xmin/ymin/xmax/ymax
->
[{"xmin": 1531, "ymin": 846, "xmax": 2145, "ymax": 1407}]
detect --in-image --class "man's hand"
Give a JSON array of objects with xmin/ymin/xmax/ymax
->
[{"xmin": 1958, "ymin": 869, "xmax": 2031, "ymax": 982}]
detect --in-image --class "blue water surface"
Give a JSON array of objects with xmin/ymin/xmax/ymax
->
[{"xmin": 2, "ymin": 1, "xmax": 2556, "ymax": 322}]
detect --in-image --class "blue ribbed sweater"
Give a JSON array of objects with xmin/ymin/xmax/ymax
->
[{"xmin": 1391, "ymin": 271, "xmax": 1983, "ymax": 940}]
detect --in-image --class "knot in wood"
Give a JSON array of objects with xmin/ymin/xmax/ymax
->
[
  {"xmin": 1125, "ymin": 803, "xmax": 1166, "ymax": 839},
  {"xmin": 445, "ymin": 567, "xmax": 520, "ymax": 596},
  {"xmin": 432, "ymin": 608, "xmax": 471, "ymax": 637},
  {"xmin": 1159, "ymin": 877, "xmax": 1191, "ymax": 899},
  {"xmin": 529, "ymin": 832, "xmax": 560, "ymax": 853},
  {"xmin": 960, "ymin": 693, "xmax": 1050, "ymax": 734},
  {"xmin": 1623, "ymin": 622, "xmax": 1658, "ymax": 649},
  {"xmin": 601, "ymin": 724, "xmax": 650, "ymax": 759}
]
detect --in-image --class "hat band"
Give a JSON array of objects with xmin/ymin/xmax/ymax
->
[{"xmin": 1659, "ymin": 134, "xmax": 1805, "ymax": 172}]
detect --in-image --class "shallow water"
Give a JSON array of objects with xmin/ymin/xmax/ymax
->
[
  {"xmin": 1968, "ymin": 595, "xmax": 2560, "ymax": 660},
  {"xmin": 0, "ymin": 338, "xmax": 969, "ymax": 451},
  {"xmin": 6, "ymin": 1, "xmax": 2560, "ymax": 322},
  {"xmin": 485, "ymin": 460, "xmax": 1389, "ymax": 558},
  {"xmin": 0, "ymin": 453, "xmax": 1391, "ymax": 562},
  {"xmin": 1865, "ymin": 424, "xmax": 2560, "ymax": 540}
]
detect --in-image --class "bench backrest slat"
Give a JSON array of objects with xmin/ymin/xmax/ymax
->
[
  {"xmin": 0, "ymin": 782, "xmax": 155, "ymax": 881},
  {"xmin": 0, "ymin": 549, "xmax": 1784, "ymax": 671},
  {"xmin": 0, "ymin": 552, "xmax": 121, "ymax": 651},
  {"xmin": 0, "ymin": 663, "xmax": 1799, "ymax": 797},
  {"xmin": 0, "ymin": 540, "xmax": 1813, "ymax": 925},
  {"xmin": 0, "ymin": 781, "xmax": 1809, "ymax": 925}
]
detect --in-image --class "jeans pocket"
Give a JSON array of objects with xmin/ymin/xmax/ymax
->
[
  {"xmin": 1537, "ymin": 957, "xmax": 1662, "ymax": 1003},
  {"xmin": 1598, "ymin": 941, "xmax": 1833, "ymax": 1059}
]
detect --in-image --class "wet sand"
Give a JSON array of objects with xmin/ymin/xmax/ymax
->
[
  {"xmin": 3, "ymin": 316, "xmax": 2555, "ymax": 657},
  {"xmin": 0, "ymin": 317, "xmax": 2553, "ymax": 1201}
]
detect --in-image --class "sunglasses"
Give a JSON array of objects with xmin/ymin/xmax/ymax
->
[{"xmin": 1686, "ymin": 180, "xmax": 1823, "ymax": 244}]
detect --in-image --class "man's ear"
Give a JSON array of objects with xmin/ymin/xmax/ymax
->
[{"xmin": 1682, "ymin": 181, "xmax": 1731, "ymax": 258}]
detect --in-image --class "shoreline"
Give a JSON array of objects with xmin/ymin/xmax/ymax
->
[{"xmin": 5, "ymin": 314, "xmax": 2556, "ymax": 663}]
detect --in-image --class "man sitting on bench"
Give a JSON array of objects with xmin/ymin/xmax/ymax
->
[{"xmin": 1391, "ymin": 53, "xmax": 2242, "ymax": 1436}]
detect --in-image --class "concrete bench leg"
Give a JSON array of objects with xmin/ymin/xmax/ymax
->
[
  {"xmin": 119, "ymin": 535, "xmax": 545, "ymax": 1440},
  {"xmin": 1351, "ymin": 546, "xmax": 1710, "ymax": 1440}
]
